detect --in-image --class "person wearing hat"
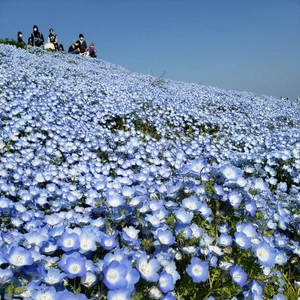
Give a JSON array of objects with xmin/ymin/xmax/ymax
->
[
  {"xmin": 31, "ymin": 25, "xmax": 44, "ymax": 47},
  {"xmin": 76, "ymin": 33, "xmax": 88, "ymax": 55}
]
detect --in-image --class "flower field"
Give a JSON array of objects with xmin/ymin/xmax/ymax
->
[{"xmin": 0, "ymin": 44, "xmax": 299, "ymax": 300}]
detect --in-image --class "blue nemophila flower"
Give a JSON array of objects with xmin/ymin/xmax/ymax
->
[
  {"xmin": 253, "ymin": 177, "xmax": 269, "ymax": 191},
  {"xmin": 253, "ymin": 240, "xmax": 277, "ymax": 268},
  {"xmin": 161, "ymin": 292, "xmax": 177, "ymax": 300},
  {"xmin": 217, "ymin": 233, "xmax": 233, "ymax": 247},
  {"xmin": 90, "ymin": 217, "xmax": 106, "ymax": 228},
  {"xmin": 136, "ymin": 253, "xmax": 160, "ymax": 282},
  {"xmin": 23, "ymin": 231, "xmax": 48, "ymax": 248},
  {"xmin": 174, "ymin": 208, "xmax": 192, "ymax": 224},
  {"xmin": 186, "ymin": 257, "xmax": 209, "ymax": 283},
  {"xmin": 159, "ymin": 271, "xmax": 174, "ymax": 293},
  {"xmin": 122, "ymin": 226, "xmax": 140, "ymax": 246},
  {"xmin": 198, "ymin": 202, "xmax": 212, "ymax": 220},
  {"xmin": 58, "ymin": 252, "xmax": 87, "ymax": 279},
  {"xmin": 20, "ymin": 190, "xmax": 33, "ymax": 203},
  {"xmin": 41, "ymin": 267, "xmax": 66, "ymax": 285},
  {"xmin": 6, "ymin": 246, "xmax": 33, "ymax": 267},
  {"xmin": 153, "ymin": 206, "xmax": 169, "ymax": 221},
  {"xmin": 214, "ymin": 259, "xmax": 232, "ymax": 271},
  {"xmin": 245, "ymin": 200, "xmax": 257, "ymax": 216},
  {"xmin": 104, "ymin": 248, "xmax": 125, "ymax": 264},
  {"xmin": 182, "ymin": 196, "xmax": 201, "ymax": 211},
  {"xmin": 237, "ymin": 222, "xmax": 258, "ymax": 239},
  {"xmin": 34, "ymin": 171, "xmax": 46, "ymax": 183},
  {"xmin": 145, "ymin": 214, "xmax": 161, "ymax": 227},
  {"xmin": 234, "ymin": 232, "xmax": 251, "ymax": 250},
  {"xmin": 107, "ymin": 288, "xmax": 131, "ymax": 300},
  {"xmin": 249, "ymin": 280, "xmax": 263, "ymax": 297},
  {"xmin": 230, "ymin": 265, "xmax": 248, "ymax": 287},
  {"xmin": 187, "ymin": 225, "xmax": 202, "ymax": 242},
  {"xmin": 122, "ymin": 186, "xmax": 135, "ymax": 198},
  {"xmin": 275, "ymin": 251, "xmax": 288, "ymax": 266},
  {"xmin": 219, "ymin": 164, "xmax": 243, "ymax": 181},
  {"xmin": 100, "ymin": 234, "xmax": 118, "ymax": 250},
  {"xmin": 175, "ymin": 223, "xmax": 192, "ymax": 240},
  {"xmin": 166, "ymin": 181, "xmax": 182, "ymax": 199},
  {"xmin": 57, "ymin": 231, "xmax": 80, "ymax": 252},
  {"xmin": 149, "ymin": 286, "xmax": 163, "ymax": 299},
  {"xmin": 106, "ymin": 192, "xmax": 125, "ymax": 208},
  {"xmin": 218, "ymin": 222, "xmax": 230, "ymax": 234},
  {"xmin": 214, "ymin": 184, "xmax": 224, "ymax": 196},
  {"xmin": 228, "ymin": 191, "xmax": 243, "ymax": 209},
  {"xmin": 159, "ymin": 260, "xmax": 181, "ymax": 284},
  {"xmin": 79, "ymin": 230, "xmax": 99, "ymax": 253},
  {"xmin": 0, "ymin": 267, "xmax": 13, "ymax": 285},
  {"xmin": 0, "ymin": 196, "xmax": 13, "ymax": 213},
  {"xmin": 44, "ymin": 213, "xmax": 64, "ymax": 226},
  {"xmin": 31, "ymin": 286, "xmax": 58, "ymax": 300},
  {"xmin": 128, "ymin": 195, "xmax": 143, "ymax": 207},
  {"xmin": 157, "ymin": 228, "xmax": 175, "ymax": 246},
  {"xmin": 80, "ymin": 271, "xmax": 97, "ymax": 288},
  {"xmin": 103, "ymin": 260, "xmax": 128, "ymax": 290},
  {"xmin": 186, "ymin": 158, "xmax": 208, "ymax": 175},
  {"xmin": 41, "ymin": 241, "xmax": 58, "ymax": 255},
  {"xmin": 57, "ymin": 290, "xmax": 88, "ymax": 300},
  {"xmin": 125, "ymin": 266, "xmax": 140, "ymax": 291}
]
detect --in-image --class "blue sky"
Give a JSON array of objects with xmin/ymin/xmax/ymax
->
[{"xmin": 1, "ymin": 0, "xmax": 299, "ymax": 100}]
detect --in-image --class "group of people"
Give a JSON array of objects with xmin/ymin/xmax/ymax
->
[{"xmin": 17, "ymin": 25, "xmax": 97, "ymax": 58}]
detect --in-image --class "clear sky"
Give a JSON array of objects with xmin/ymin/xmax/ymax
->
[{"xmin": 1, "ymin": 0, "xmax": 299, "ymax": 100}]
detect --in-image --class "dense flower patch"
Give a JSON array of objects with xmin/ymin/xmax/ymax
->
[{"xmin": 0, "ymin": 44, "xmax": 299, "ymax": 299}]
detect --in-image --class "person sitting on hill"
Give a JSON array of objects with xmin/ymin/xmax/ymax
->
[
  {"xmin": 68, "ymin": 42, "xmax": 80, "ymax": 54},
  {"xmin": 58, "ymin": 44, "xmax": 66, "ymax": 54},
  {"xmin": 31, "ymin": 25, "xmax": 44, "ymax": 47},
  {"xmin": 76, "ymin": 33, "xmax": 88, "ymax": 55},
  {"xmin": 88, "ymin": 43, "xmax": 97, "ymax": 58},
  {"xmin": 28, "ymin": 37, "xmax": 33, "ymax": 46},
  {"xmin": 17, "ymin": 31, "xmax": 25, "ymax": 45},
  {"xmin": 44, "ymin": 28, "xmax": 58, "ymax": 50}
]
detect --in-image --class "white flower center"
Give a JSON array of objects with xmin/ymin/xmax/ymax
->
[
  {"xmin": 257, "ymin": 248, "xmax": 269, "ymax": 261},
  {"xmin": 65, "ymin": 239, "xmax": 74, "ymax": 246},
  {"xmin": 12, "ymin": 255, "xmax": 24, "ymax": 265},
  {"xmin": 233, "ymin": 272, "xmax": 241, "ymax": 281},
  {"xmin": 192, "ymin": 265, "xmax": 203, "ymax": 275},
  {"xmin": 69, "ymin": 264, "xmax": 80, "ymax": 274},
  {"xmin": 107, "ymin": 269, "xmax": 118, "ymax": 282}
]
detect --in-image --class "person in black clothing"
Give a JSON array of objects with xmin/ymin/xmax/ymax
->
[
  {"xmin": 58, "ymin": 44, "xmax": 66, "ymax": 54},
  {"xmin": 68, "ymin": 42, "xmax": 80, "ymax": 54},
  {"xmin": 48, "ymin": 28, "xmax": 58, "ymax": 50},
  {"xmin": 76, "ymin": 33, "xmax": 88, "ymax": 55},
  {"xmin": 17, "ymin": 31, "xmax": 25, "ymax": 44},
  {"xmin": 28, "ymin": 37, "xmax": 33, "ymax": 46},
  {"xmin": 31, "ymin": 25, "xmax": 44, "ymax": 47}
]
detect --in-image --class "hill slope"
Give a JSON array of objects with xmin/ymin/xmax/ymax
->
[{"xmin": 0, "ymin": 44, "xmax": 299, "ymax": 299}]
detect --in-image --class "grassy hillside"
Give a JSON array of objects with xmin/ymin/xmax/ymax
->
[{"xmin": 0, "ymin": 44, "xmax": 299, "ymax": 299}]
